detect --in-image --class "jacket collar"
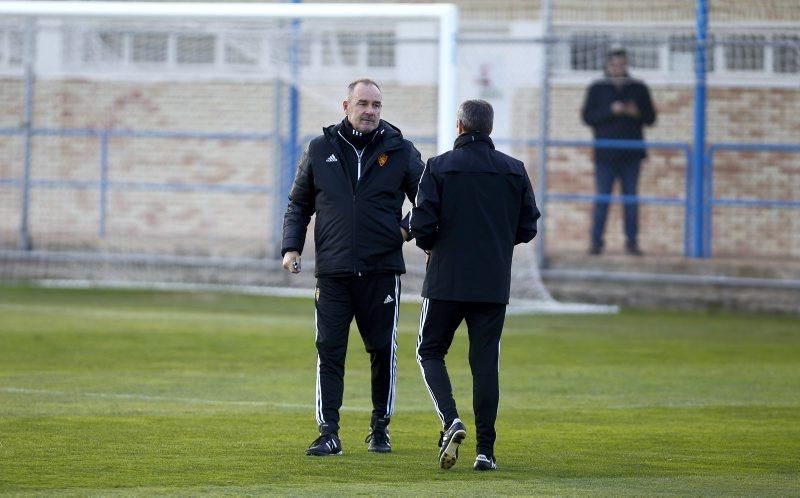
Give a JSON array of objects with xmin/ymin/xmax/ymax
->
[
  {"xmin": 454, "ymin": 131, "xmax": 494, "ymax": 150},
  {"xmin": 321, "ymin": 119, "xmax": 404, "ymax": 192},
  {"xmin": 340, "ymin": 118, "xmax": 380, "ymax": 148},
  {"xmin": 324, "ymin": 119, "xmax": 403, "ymax": 145}
]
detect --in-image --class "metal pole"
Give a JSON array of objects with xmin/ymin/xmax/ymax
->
[
  {"xmin": 271, "ymin": 77, "xmax": 284, "ymax": 257},
  {"xmin": 18, "ymin": 18, "xmax": 35, "ymax": 250},
  {"xmin": 0, "ymin": 2, "xmax": 459, "ymax": 21},
  {"xmin": 287, "ymin": 0, "xmax": 301, "ymax": 212},
  {"xmin": 692, "ymin": 0, "xmax": 708, "ymax": 258},
  {"xmin": 436, "ymin": 4, "xmax": 458, "ymax": 154},
  {"xmin": 535, "ymin": 0, "xmax": 553, "ymax": 267},
  {"xmin": 99, "ymin": 132, "xmax": 109, "ymax": 237}
]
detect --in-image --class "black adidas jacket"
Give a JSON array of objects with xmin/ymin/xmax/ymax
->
[
  {"xmin": 411, "ymin": 132, "xmax": 540, "ymax": 304},
  {"xmin": 282, "ymin": 119, "xmax": 424, "ymax": 277}
]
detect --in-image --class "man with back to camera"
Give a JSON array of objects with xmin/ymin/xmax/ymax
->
[
  {"xmin": 281, "ymin": 78, "xmax": 424, "ymax": 456},
  {"xmin": 581, "ymin": 47, "xmax": 657, "ymax": 256},
  {"xmin": 410, "ymin": 99, "xmax": 541, "ymax": 471}
]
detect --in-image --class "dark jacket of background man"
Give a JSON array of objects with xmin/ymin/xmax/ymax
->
[{"xmin": 581, "ymin": 76, "xmax": 656, "ymax": 164}]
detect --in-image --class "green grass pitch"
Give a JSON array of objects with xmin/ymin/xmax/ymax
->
[{"xmin": 1, "ymin": 285, "xmax": 799, "ymax": 495}]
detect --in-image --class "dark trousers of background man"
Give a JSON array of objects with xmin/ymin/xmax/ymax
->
[
  {"xmin": 591, "ymin": 159, "xmax": 642, "ymax": 250},
  {"xmin": 416, "ymin": 299, "xmax": 506, "ymax": 457},
  {"xmin": 314, "ymin": 274, "xmax": 400, "ymax": 433}
]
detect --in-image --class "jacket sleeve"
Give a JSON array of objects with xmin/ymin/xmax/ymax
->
[
  {"xmin": 403, "ymin": 142, "xmax": 425, "ymax": 203},
  {"xmin": 281, "ymin": 147, "xmax": 315, "ymax": 256},
  {"xmin": 581, "ymin": 83, "xmax": 614, "ymax": 127},
  {"xmin": 581, "ymin": 84, "xmax": 614, "ymax": 126},
  {"xmin": 410, "ymin": 158, "xmax": 441, "ymax": 252},
  {"xmin": 399, "ymin": 142, "xmax": 425, "ymax": 236},
  {"xmin": 515, "ymin": 166, "xmax": 541, "ymax": 245},
  {"xmin": 638, "ymin": 83, "xmax": 657, "ymax": 126}
]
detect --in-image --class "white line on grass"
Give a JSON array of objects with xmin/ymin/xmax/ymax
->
[
  {"xmin": 35, "ymin": 279, "xmax": 619, "ymax": 314},
  {"xmin": 0, "ymin": 302, "xmax": 312, "ymax": 327},
  {"xmin": 0, "ymin": 386, "xmax": 372, "ymax": 412},
  {"xmin": 7, "ymin": 388, "xmax": 793, "ymax": 412}
]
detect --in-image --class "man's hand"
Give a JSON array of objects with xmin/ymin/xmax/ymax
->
[
  {"xmin": 400, "ymin": 227, "xmax": 409, "ymax": 242},
  {"xmin": 611, "ymin": 101, "xmax": 625, "ymax": 115},
  {"xmin": 623, "ymin": 101, "xmax": 640, "ymax": 118},
  {"xmin": 282, "ymin": 251, "xmax": 301, "ymax": 274}
]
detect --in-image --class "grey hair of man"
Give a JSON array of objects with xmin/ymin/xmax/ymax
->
[
  {"xmin": 457, "ymin": 99, "xmax": 494, "ymax": 135},
  {"xmin": 347, "ymin": 78, "xmax": 381, "ymax": 99}
]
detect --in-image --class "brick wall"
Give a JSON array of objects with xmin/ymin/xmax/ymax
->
[
  {"xmin": 1, "ymin": 75, "xmax": 798, "ymax": 259},
  {"xmin": 505, "ymin": 83, "xmax": 800, "ymax": 258}
]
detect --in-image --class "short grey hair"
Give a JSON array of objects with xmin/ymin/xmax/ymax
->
[
  {"xmin": 347, "ymin": 78, "xmax": 381, "ymax": 100},
  {"xmin": 457, "ymin": 99, "xmax": 493, "ymax": 135}
]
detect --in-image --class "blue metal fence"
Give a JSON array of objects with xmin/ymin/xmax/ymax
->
[
  {"xmin": 3, "ymin": 126, "xmax": 799, "ymax": 259},
  {"xmin": 543, "ymin": 139, "xmax": 694, "ymax": 257},
  {"xmin": 0, "ymin": 126, "xmax": 277, "ymax": 239},
  {"xmin": 704, "ymin": 142, "xmax": 800, "ymax": 257}
]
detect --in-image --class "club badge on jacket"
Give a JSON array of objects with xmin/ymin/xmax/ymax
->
[{"xmin": 378, "ymin": 153, "xmax": 389, "ymax": 167}]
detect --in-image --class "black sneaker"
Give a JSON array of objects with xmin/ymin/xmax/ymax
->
[
  {"xmin": 473, "ymin": 454, "xmax": 497, "ymax": 471},
  {"xmin": 365, "ymin": 428, "xmax": 391, "ymax": 453},
  {"xmin": 438, "ymin": 418, "xmax": 467, "ymax": 470},
  {"xmin": 305, "ymin": 432, "xmax": 342, "ymax": 456},
  {"xmin": 365, "ymin": 416, "xmax": 391, "ymax": 453},
  {"xmin": 625, "ymin": 243, "xmax": 644, "ymax": 256}
]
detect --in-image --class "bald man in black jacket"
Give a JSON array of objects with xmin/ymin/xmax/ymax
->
[
  {"xmin": 410, "ymin": 99, "xmax": 540, "ymax": 472},
  {"xmin": 282, "ymin": 78, "xmax": 424, "ymax": 457}
]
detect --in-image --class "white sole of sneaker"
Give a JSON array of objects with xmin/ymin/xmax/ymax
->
[
  {"xmin": 439, "ymin": 429, "xmax": 466, "ymax": 470},
  {"xmin": 306, "ymin": 450, "xmax": 343, "ymax": 456}
]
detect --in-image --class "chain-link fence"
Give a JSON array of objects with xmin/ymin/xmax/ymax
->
[{"xmin": 1, "ymin": 1, "xmax": 799, "ymax": 291}]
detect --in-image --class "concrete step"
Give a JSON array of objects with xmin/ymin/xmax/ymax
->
[{"xmin": 542, "ymin": 253, "xmax": 800, "ymax": 314}]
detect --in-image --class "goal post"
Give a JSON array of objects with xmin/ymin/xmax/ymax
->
[
  {"xmin": 0, "ymin": 1, "xmax": 463, "ymax": 291},
  {"xmin": 0, "ymin": 1, "xmax": 614, "ymax": 313},
  {"xmin": 0, "ymin": 1, "xmax": 459, "ymax": 154}
]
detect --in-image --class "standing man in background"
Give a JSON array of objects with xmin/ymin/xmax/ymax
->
[
  {"xmin": 411, "ymin": 99, "xmax": 540, "ymax": 471},
  {"xmin": 582, "ymin": 47, "xmax": 657, "ymax": 256},
  {"xmin": 281, "ymin": 78, "xmax": 424, "ymax": 456}
]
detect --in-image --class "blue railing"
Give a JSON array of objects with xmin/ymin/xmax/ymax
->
[
  {"xmin": 546, "ymin": 139, "xmax": 694, "ymax": 257},
  {"xmin": 2, "ymin": 126, "xmax": 799, "ymax": 259},
  {"xmin": 478, "ymin": 138, "xmax": 696, "ymax": 257},
  {"xmin": 0, "ymin": 126, "xmax": 277, "ymax": 238},
  {"xmin": 704, "ymin": 142, "xmax": 800, "ymax": 257}
]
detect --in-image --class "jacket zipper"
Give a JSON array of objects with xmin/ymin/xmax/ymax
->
[
  {"xmin": 338, "ymin": 130, "xmax": 380, "ymax": 276},
  {"xmin": 338, "ymin": 130, "xmax": 380, "ymax": 185},
  {"xmin": 353, "ymin": 193, "xmax": 358, "ymax": 275}
]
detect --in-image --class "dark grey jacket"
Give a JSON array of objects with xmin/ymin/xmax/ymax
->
[{"xmin": 581, "ymin": 76, "xmax": 657, "ymax": 164}]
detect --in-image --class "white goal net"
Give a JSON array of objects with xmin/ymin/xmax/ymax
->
[{"xmin": 0, "ymin": 1, "xmax": 613, "ymax": 313}]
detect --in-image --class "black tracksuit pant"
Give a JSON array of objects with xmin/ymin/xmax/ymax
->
[
  {"xmin": 314, "ymin": 273, "xmax": 400, "ymax": 434},
  {"xmin": 416, "ymin": 298, "xmax": 506, "ymax": 458}
]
